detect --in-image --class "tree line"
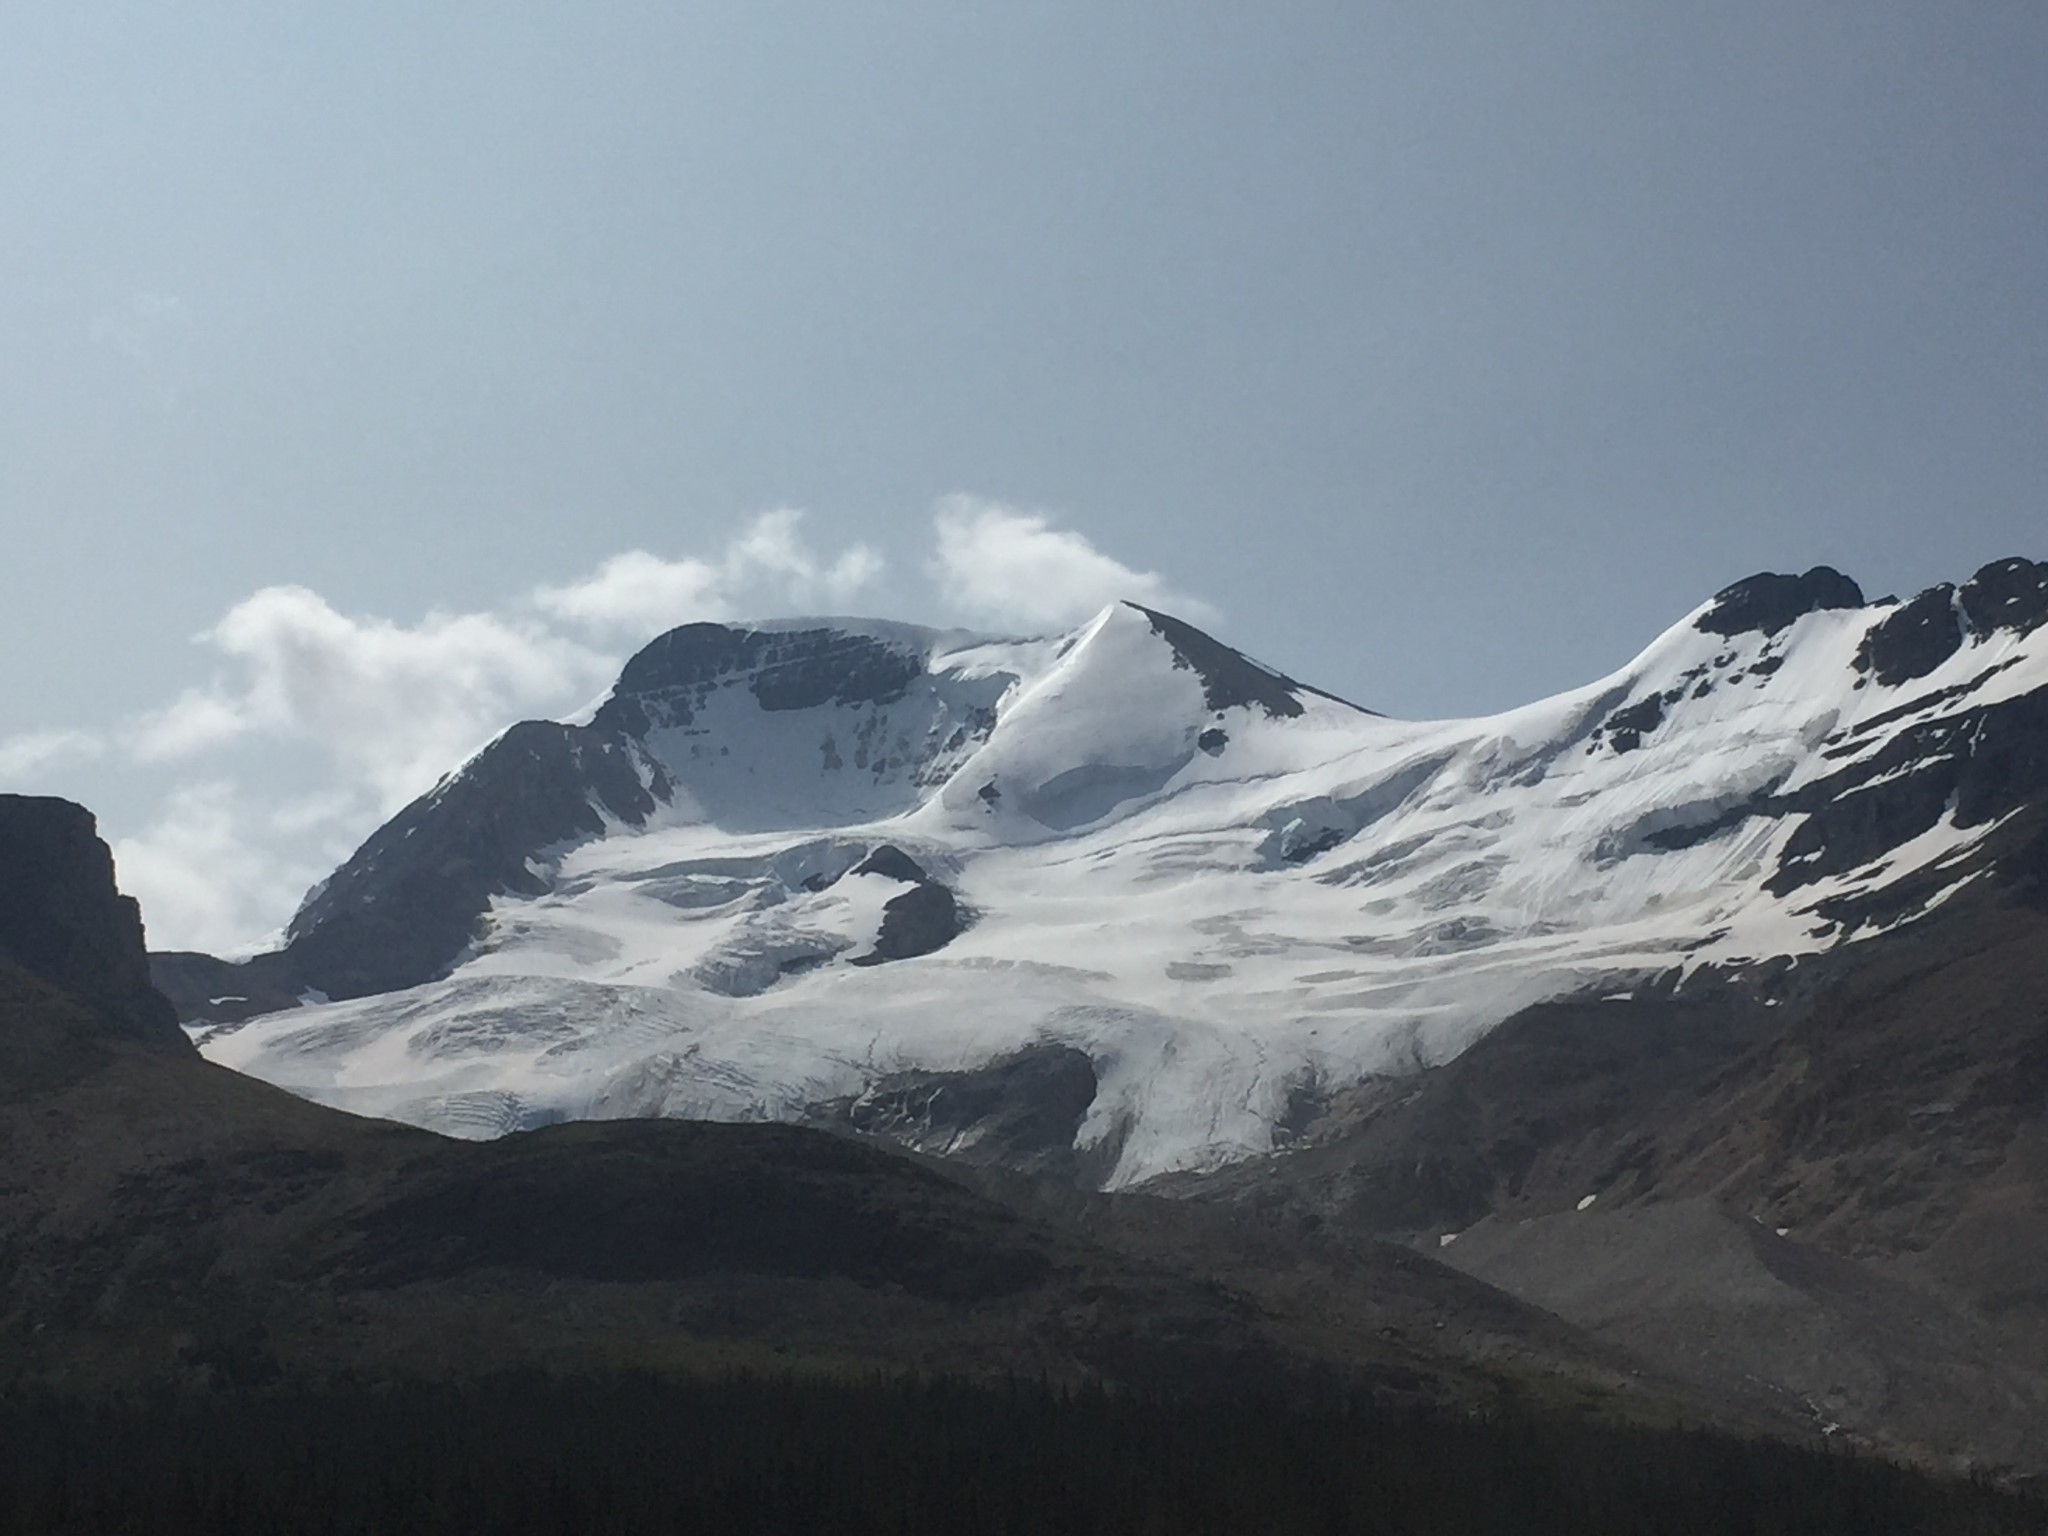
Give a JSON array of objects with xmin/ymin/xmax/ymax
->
[{"xmin": 0, "ymin": 1368, "xmax": 2038, "ymax": 1535}]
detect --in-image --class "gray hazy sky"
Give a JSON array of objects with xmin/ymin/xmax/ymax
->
[{"xmin": 4, "ymin": 2, "xmax": 2045, "ymax": 950}]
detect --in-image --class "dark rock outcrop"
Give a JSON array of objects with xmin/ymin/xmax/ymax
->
[
  {"xmin": 1600, "ymin": 693, "xmax": 1669, "ymax": 755},
  {"xmin": 1960, "ymin": 557, "xmax": 2048, "ymax": 638},
  {"xmin": 282, "ymin": 722, "xmax": 670, "ymax": 1001},
  {"xmin": 1166, "ymin": 995, "xmax": 1780, "ymax": 1235},
  {"xmin": 0, "ymin": 795, "xmax": 185, "ymax": 1050},
  {"xmin": 849, "ymin": 883, "xmax": 965, "ymax": 966},
  {"xmin": 851, "ymin": 844, "xmax": 930, "ymax": 885},
  {"xmin": 593, "ymin": 623, "xmax": 924, "ymax": 736},
  {"xmin": 1587, "ymin": 561, "xmax": 2048, "ymax": 913},
  {"xmin": 827, "ymin": 1043, "xmax": 1108, "ymax": 1184},
  {"xmin": 819, "ymin": 844, "xmax": 969, "ymax": 966},
  {"xmin": 149, "ymin": 949, "xmax": 307, "ymax": 1027},
  {"xmin": 1855, "ymin": 584, "xmax": 1964, "ymax": 687},
  {"xmin": 1132, "ymin": 605, "xmax": 1370, "ymax": 719},
  {"xmin": 1694, "ymin": 568, "xmax": 1865, "ymax": 638},
  {"xmin": 1842, "ymin": 560, "xmax": 2046, "ymax": 694},
  {"xmin": 1770, "ymin": 688, "xmax": 2048, "ymax": 905}
]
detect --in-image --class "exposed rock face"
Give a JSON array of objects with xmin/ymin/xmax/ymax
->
[
  {"xmin": 1165, "ymin": 886, "xmax": 2048, "ymax": 1255},
  {"xmin": 1848, "ymin": 561, "xmax": 2048, "ymax": 695},
  {"xmin": 593, "ymin": 623, "xmax": 926, "ymax": 735},
  {"xmin": 149, "ymin": 949, "xmax": 306, "ymax": 1027},
  {"xmin": 1770, "ymin": 688, "xmax": 2048, "ymax": 905},
  {"xmin": 1960, "ymin": 557, "xmax": 2048, "ymax": 638},
  {"xmin": 0, "ymin": 795, "xmax": 186, "ymax": 1050},
  {"xmin": 1134, "ymin": 604, "xmax": 1367, "ymax": 718},
  {"xmin": 849, "ymin": 844, "xmax": 931, "ymax": 885},
  {"xmin": 822, "ymin": 1043, "xmax": 1110, "ymax": 1183},
  {"xmin": 1598, "ymin": 693, "xmax": 1669, "ymax": 754},
  {"xmin": 1855, "ymin": 584, "xmax": 1964, "ymax": 687},
  {"xmin": 1694, "ymin": 567, "xmax": 1865, "ymax": 637},
  {"xmin": 282, "ymin": 722, "xmax": 671, "ymax": 1000},
  {"xmin": 843, "ymin": 845, "xmax": 968, "ymax": 965},
  {"xmin": 1575, "ymin": 636, "xmax": 2048, "ymax": 925},
  {"xmin": 851, "ymin": 884, "xmax": 965, "ymax": 965},
  {"xmin": 1165, "ymin": 995, "xmax": 1781, "ymax": 1235}
]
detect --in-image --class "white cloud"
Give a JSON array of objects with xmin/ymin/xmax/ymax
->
[
  {"xmin": 265, "ymin": 788, "xmax": 367, "ymax": 838},
  {"xmin": 532, "ymin": 550, "xmax": 728, "ymax": 636},
  {"xmin": 131, "ymin": 690, "xmax": 248, "ymax": 759},
  {"xmin": 111, "ymin": 781, "xmax": 330, "ymax": 955},
  {"xmin": 535, "ymin": 509, "xmax": 884, "ymax": 639},
  {"xmin": 0, "ymin": 728, "xmax": 103, "ymax": 784},
  {"xmin": 927, "ymin": 495, "xmax": 1216, "ymax": 631},
  {"xmin": 131, "ymin": 585, "xmax": 616, "ymax": 813}
]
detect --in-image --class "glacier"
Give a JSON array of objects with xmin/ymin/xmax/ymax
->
[{"xmin": 196, "ymin": 566, "xmax": 2048, "ymax": 1186}]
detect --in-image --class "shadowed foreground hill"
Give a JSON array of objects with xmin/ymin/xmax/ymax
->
[{"xmin": 0, "ymin": 957, "xmax": 1277, "ymax": 1392}]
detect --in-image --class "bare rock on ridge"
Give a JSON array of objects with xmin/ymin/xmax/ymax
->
[
  {"xmin": 1694, "ymin": 567, "xmax": 1866, "ymax": 638},
  {"xmin": 0, "ymin": 794, "xmax": 186, "ymax": 1052}
]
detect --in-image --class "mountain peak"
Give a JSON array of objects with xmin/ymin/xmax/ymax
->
[
  {"xmin": 1694, "ymin": 567, "xmax": 1866, "ymax": 638},
  {"xmin": 1128, "ymin": 603, "xmax": 1371, "ymax": 719}
]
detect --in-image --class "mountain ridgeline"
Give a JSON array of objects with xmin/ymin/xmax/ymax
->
[
  {"xmin": 190, "ymin": 560, "xmax": 2048, "ymax": 1015},
  {"xmin": 171, "ymin": 559, "xmax": 2048, "ymax": 1180}
]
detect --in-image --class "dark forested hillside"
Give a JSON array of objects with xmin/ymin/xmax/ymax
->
[{"xmin": 1, "ymin": 1372, "xmax": 2040, "ymax": 1536}]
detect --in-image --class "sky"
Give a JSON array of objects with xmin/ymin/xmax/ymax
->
[{"xmin": 3, "ymin": 3, "xmax": 2045, "ymax": 953}]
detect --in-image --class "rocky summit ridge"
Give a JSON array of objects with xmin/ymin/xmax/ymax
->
[{"xmin": 167, "ymin": 560, "xmax": 2048, "ymax": 1193}]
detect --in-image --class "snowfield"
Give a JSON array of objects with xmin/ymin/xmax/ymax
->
[{"xmin": 203, "ymin": 580, "xmax": 2048, "ymax": 1185}]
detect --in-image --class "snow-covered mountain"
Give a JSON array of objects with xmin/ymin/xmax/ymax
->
[{"xmin": 183, "ymin": 560, "xmax": 2048, "ymax": 1187}]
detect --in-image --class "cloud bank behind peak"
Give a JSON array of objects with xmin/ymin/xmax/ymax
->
[{"xmin": 928, "ymin": 496, "xmax": 1219, "ymax": 631}]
